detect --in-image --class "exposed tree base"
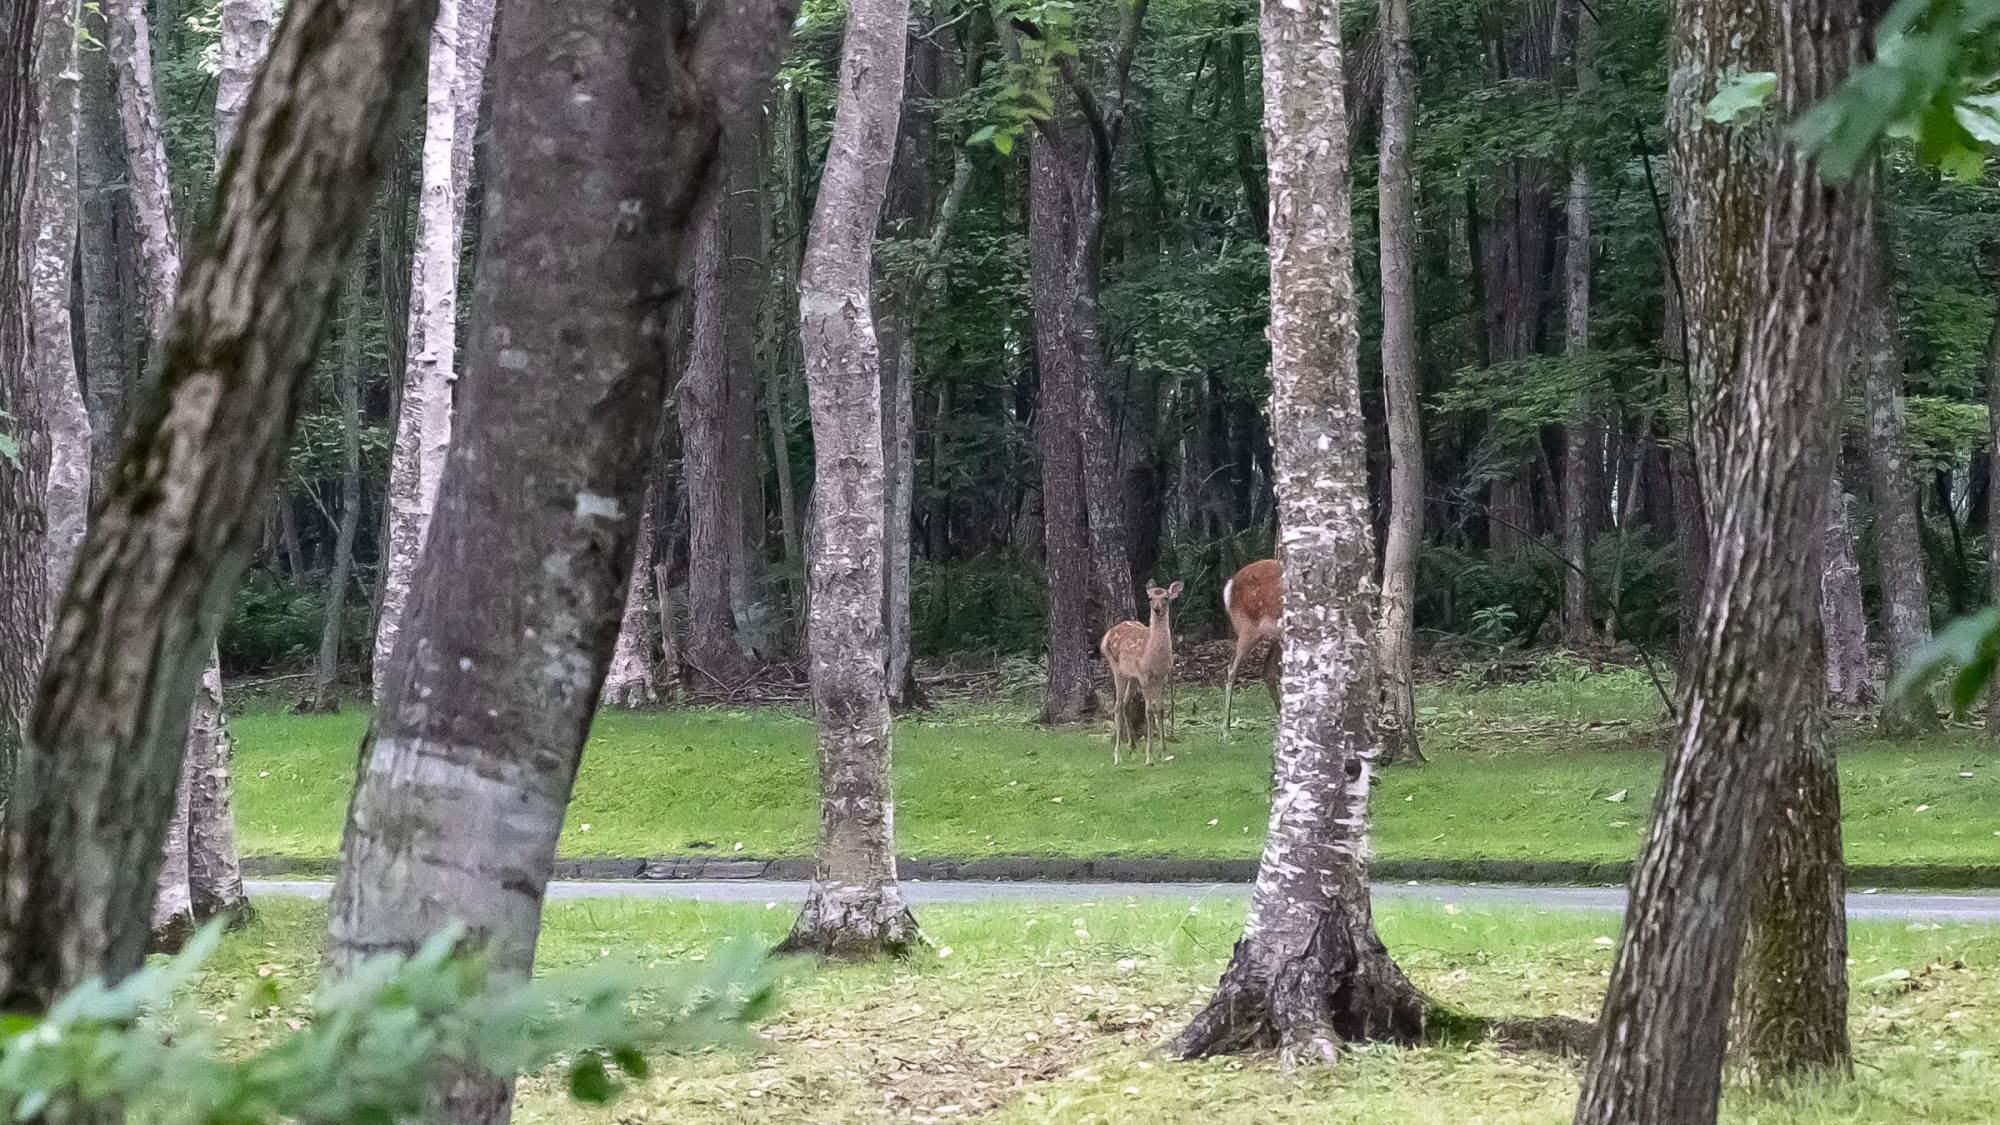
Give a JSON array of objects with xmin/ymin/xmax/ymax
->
[
  {"xmin": 888, "ymin": 669, "xmax": 928, "ymax": 714},
  {"xmin": 1039, "ymin": 691, "xmax": 1101, "ymax": 727},
  {"xmin": 775, "ymin": 884, "xmax": 921, "ymax": 960},
  {"xmin": 192, "ymin": 896, "xmax": 258, "ymax": 932},
  {"xmin": 291, "ymin": 692, "xmax": 342, "ymax": 715},
  {"xmin": 601, "ymin": 677, "xmax": 660, "ymax": 709},
  {"xmin": 146, "ymin": 911, "xmax": 195, "ymax": 955},
  {"xmin": 1877, "ymin": 699, "xmax": 1942, "ymax": 738}
]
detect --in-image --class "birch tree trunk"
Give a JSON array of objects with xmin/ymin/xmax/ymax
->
[
  {"xmin": 1860, "ymin": 227, "xmax": 1936, "ymax": 733},
  {"xmin": 0, "ymin": 0, "xmax": 434, "ymax": 1012},
  {"xmin": 1375, "ymin": 0, "xmax": 1423, "ymax": 766},
  {"xmin": 1822, "ymin": 476, "xmax": 1873, "ymax": 706},
  {"xmin": 0, "ymin": 0, "xmax": 45, "ymax": 804},
  {"xmin": 1173, "ymin": 0, "xmax": 1426, "ymax": 1063},
  {"xmin": 324, "ymin": 6, "xmax": 798, "ymax": 1120},
  {"xmin": 1987, "ymin": 293, "xmax": 2000, "ymax": 736},
  {"xmin": 1560, "ymin": 3, "xmax": 1601, "ymax": 646},
  {"xmin": 1573, "ymin": 0, "xmax": 1871, "ymax": 1111},
  {"xmin": 215, "ymin": 0, "xmax": 274, "ymax": 156},
  {"xmin": 300, "ymin": 272, "xmax": 366, "ymax": 714},
  {"xmin": 373, "ymin": 0, "xmax": 497, "ymax": 705},
  {"xmin": 31, "ymin": 0, "xmax": 88, "ymax": 608},
  {"xmin": 779, "ymin": 0, "xmax": 919, "ymax": 959}
]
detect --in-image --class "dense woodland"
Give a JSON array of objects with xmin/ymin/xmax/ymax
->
[{"xmin": 1, "ymin": 0, "xmax": 1998, "ymax": 1118}]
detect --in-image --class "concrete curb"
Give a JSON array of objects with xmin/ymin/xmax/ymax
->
[{"xmin": 240, "ymin": 855, "xmax": 2000, "ymax": 890}]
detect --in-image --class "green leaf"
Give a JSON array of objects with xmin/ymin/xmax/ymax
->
[
  {"xmin": 1704, "ymin": 70, "xmax": 1777, "ymax": 124},
  {"xmin": 609, "ymin": 1045, "xmax": 648, "ymax": 1079},
  {"xmin": 569, "ymin": 1053, "xmax": 614, "ymax": 1103},
  {"xmin": 1888, "ymin": 606, "xmax": 2000, "ymax": 711},
  {"xmin": 966, "ymin": 123, "xmax": 998, "ymax": 146},
  {"xmin": 992, "ymin": 131, "xmax": 1015, "ymax": 157},
  {"xmin": 1953, "ymin": 91, "xmax": 2000, "ymax": 142}
]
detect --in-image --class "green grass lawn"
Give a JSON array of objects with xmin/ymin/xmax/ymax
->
[
  {"xmin": 231, "ymin": 668, "xmax": 2000, "ymax": 871},
  {"xmin": 203, "ymin": 895, "xmax": 2000, "ymax": 1123}
]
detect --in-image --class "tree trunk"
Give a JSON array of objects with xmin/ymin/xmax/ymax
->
[
  {"xmin": 184, "ymin": 651, "xmax": 248, "ymax": 925},
  {"xmin": 374, "ymin": 0, "xmax": 497, "ymax": 705},
  {"xmin": 30, "ymin": 0, "xmax": 88, "ymax": 608},
  {"xmin": 0, "ymin": 0, "xmax": 46, "ymax": 803},
  {"xmin": 300, "ymin": 272, "xmax": 366, "ymax": 714},
  {"xmin": 681, "ymin": 200, "xmax": 755, "ymax": 686},
  {"xmin": 766, "ymin": 89, "xmax": 807, "ymax": 628},
  {"xmin": 215, "ymin": 0, "xmax": 275, "ymax": 156},
  {"xmin": 0, "ymin": 0, "xmax": 434, "ymax": 1014},
  {"xmin": 1859, "ymin": 224, "xmax": 1935, "ymax": 733},
  {"xmin": 722, "ymin": 135, "xmax": 772, "ymax": 658},
  {"xmin": 603, "ymin": 497, "xmax": 660, "ymax": 708},
  {"xmin": 1573, "ymin": 0, "xmax": 1871, "ymax": 1113},
  {"xmin": 74, "ymin": 14, "xmax": 139, "ymax": 491},
  {"xmin": 326, "ymin": 6, "xmax": 798, "ymax": 1120},
  {"xmin": 1821, "ymin": 476, "xmax": 1872, "ymax": 706},
  {"xmin": 779, "ymin": 0, "xmax": 919, "ymax": 960},
  {"xmin": 1559, "ymin": 2, "xmax": 1600, "ymax": 646},
  {"xmin": 1375, "ymin": 0, "xmax": 1423, "ymax": 766},
  {"xmin": 1987, "ymin": 288, "xmax": 2000, "ymax": 736},
  {"xmin": 1173, "ymin": 0, "xmax": 1427, "ymax": 1064}
]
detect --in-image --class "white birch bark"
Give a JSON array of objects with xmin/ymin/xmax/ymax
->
[
  {"xmin": 780, "ymin": 0, "xmax": 919, "ymax": 957},
  {"xmin": 603, "ymin": 498, "xmax": 659, "ymax": 707},
  {"xmin": 373, "ymin": 0, "xmax": 496, "ymax": 704},
  {"xmin": 214, "ymin": 0, "xmax": 274, "ymax": 156},
  {"xmin": 30, "ymin": 0, "xmax": 89, "ymax": 605}
]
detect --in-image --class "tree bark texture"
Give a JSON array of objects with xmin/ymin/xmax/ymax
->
[
  {"xmin": 0, "ymin": 0, "xmax": 46, "ymax": 804},
  {"xmin": 779, "ymin": 0, "xmax": 919, "ymax": 959},
  {"xmin": 1987, "ymin": 289, "xmax": 2000, "ymax": 735},
  {"xmin": 325, "ymin": 4, "xmax": 797, "ymax": 1121},
  {"xmin": 74, "ymin": 11, "xmax": 139, "ymax": 489},
  {"xmin": 0, "ymin": 0, "xmax": 436, "ymax": 1013},
  {"xmin": 1821, "ymin": 477, "xmax": 1872, "ymax": 706},
  {"xmin": 1174, "ymin": 0, "xmax": 1426, "ymax": 1065},
  {"xmin": 30, "ymin": 0, "xmax": 88, "ymax": 610},
  {"xmin": 603, "ymin": 496, "xmax": 660, "ymax": 708},
  {"xmin": 374, "ymin": 0, "xmax": 497, "ymax": 705},
  {"xmin": 1560, "ymin": 2, "xmax": 1600, "ymax": 644},
  {"xmin": 1375, "ymin": 0, "xmax": 1422, "ymax": 765},
  {"xmin": 721, "ymin": 135, "xmax": 771, "ymax": 655},
  {"xmin": 1859, "ymin": 226, "xmax": 1934, "ymax": 732},
  {"xmin": 301, "ymin": 274, "xmax": 367, "ymax": 714},
  {"xmin": 215, "ymin": 0, "xmax": 275, "ymax": 155},
  {"xmin": 681, "ymin": 199, "xmax": 755, "ymax": 684},
  {"xmin": 1573, "ymin": 0, "xmax": 1872, "ymax": 1114}
]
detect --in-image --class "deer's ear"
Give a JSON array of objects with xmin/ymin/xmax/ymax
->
[{"xmin": 1166, "ymin": 581, "xmax": 1184, "ymax": 598}]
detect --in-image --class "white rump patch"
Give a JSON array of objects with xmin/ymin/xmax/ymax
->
[{"xmin": 1223, "ymin": 578, "xmax": 1234, "ymax": 612}]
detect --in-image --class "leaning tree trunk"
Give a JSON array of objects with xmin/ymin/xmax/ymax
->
[
  {"xmin": 1573, "ymin": 0, "xmax": 1871, "ymax": 1113},
  {"xmin": 0, "ymin": 0, "xmax": 46, "ymax": 805},
  {"xmin": 1173, "ymin": 0, "xmax": 1427, "ymax": 1065},
  {"xmin": 1559, "ymin": 2, "xmax": 1601, "ymax": 646},
  {"xmin": 1821, "ymin": 476, "xmax": 1873, "ymax": 706},
  {"xmin": 300, "ymin": 271, "xmax": 366, "ymax": 714},
  {"xmin": 324, "ymin": 6, "xmax": 798, "ymax": 1122},
  {"xmin": 374, "ymin": 0, "xmax": 496, "ymax": 705},
  {"xmin": 0, "ymin": 0, "xmax": 435, "ymax": 1013},
  {"xmin": 31, "ymin": 0, "xmax": 89, "ymax": 611},
  {"xmin": 1375, "ymin": 0, "xmax": 1423, "ymax": 766},
  {"xmin": 107, "ymin": 0, "xmax": 238, "ymax": 942},
  {"xmin": 778, "ymin": 0, "xmax": 919, "ymax": 960},
  {"xmin": 1859, "ymin": 226, "xmax": 1936, "ymax": 733}
]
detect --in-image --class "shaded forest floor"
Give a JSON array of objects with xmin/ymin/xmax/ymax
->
[
  {"xmin": 231, "ymin": 665, "xmax": 2000, "ymax": 874},
  {"xmin": 204, "ymin": 897, "xmax": 2000, "ymax": 1123}
]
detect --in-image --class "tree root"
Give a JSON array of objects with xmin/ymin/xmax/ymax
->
[{"xmin": 775, "ymin": 885, "xmax": 921, "ymax": 961}]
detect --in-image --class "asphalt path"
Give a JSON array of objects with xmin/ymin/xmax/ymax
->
[{"xmin": 244, "ymin": 879, "xmax": 2000, "ymax": 922}]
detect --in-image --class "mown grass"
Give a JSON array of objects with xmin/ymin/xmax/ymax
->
[
  {"xmin": 202, "ymin": 896, "xmax": 2000, "ymax": 1123},
  {"xmin": 230, "ymin": 667, "xmax": 2000, "ymax": 870}
]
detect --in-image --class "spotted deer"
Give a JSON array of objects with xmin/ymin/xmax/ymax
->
[
  {"xmin": 1099, "ymin": 580, "xmax": 1183, "ymax": 766},
  {"xmin": 1222, "ymin": 558, "xmax": 1282, "ymax": 739}
]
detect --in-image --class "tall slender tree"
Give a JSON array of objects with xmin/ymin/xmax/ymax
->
[
  {"xmin": 0, "ymin": 0, "xmax": 46, "ymax": 801},
  {"xmin": 1560, "ymin": 0, "xmax": 1601, "ymax": 645},
  {"xmin": 1376, "ymin": 0, "xmax": 1423, "ymax": 764},
  {"xmin": 1173, "ymin": 0, "xmax": 1427, "ymax": 1061},
  {"xmin": 30, "ymin": 0, "xmax": 88, "ymax": 609},
  {"xmin": 0, "ymin": 0, "xmax": 436, "ymax": 1012},
  {"xmin": 374, "ymin": 0, "xmax": 497, "ymax": 704},
  {"xmin": 1573, "ymin": 0, "xmax": 1872, "ymax": 1112},
  {"xmin": 324, "ymin": 5, "xmax": 800, "ymax": 1121},
  {"xmin": 1822, "ymin": 476, "xmax": 1872, "ymax": 705},
  {"xmin": 1859, "ymin": 224, "xmax": 1936, "ymax": 732},
  {"xmin": 779, "ymin": 0, "xmax": 919, "ymax": 958},
  {"xmin": 300, "ymin": 270, "xmax": 367, "ymax": 715}
]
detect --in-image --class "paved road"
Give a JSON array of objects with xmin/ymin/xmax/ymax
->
[{"xmin": 245, "ymin": 879, "xmax": 2000, "ymax": 922}]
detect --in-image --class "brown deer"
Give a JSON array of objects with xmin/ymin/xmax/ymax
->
[
  {"xmin": 1222, "ymin": 558, "xmax": 1282, "ymax": 739},
  {"xmin": 1100, "ymin": 580, "xmax": 1183, "ymax": 765}
]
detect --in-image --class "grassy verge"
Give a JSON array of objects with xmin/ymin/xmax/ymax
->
[
  {"xmin": 231, "ymin": 668, "xmax": 2000, "ymax": 871},
  {"xmin": 204, "ymin": 895, "xmax": 2000, "ymax": 1123}
]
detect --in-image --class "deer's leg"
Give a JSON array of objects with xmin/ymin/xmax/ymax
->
[
  {"xmin": 1263, "ymin": 638, "xmax": 1282, "ymax": 709},
  {"xmin": 1223, "ymin": 634, "xmax": 1252, "ymax": 742},
  {"xmin": 1110, "ymin": 675, "xmax": 1127, "ymax": 766},
  {"xmin": 1140, "ymin": 683, "xmax": 1158, "ymax": 765}
]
